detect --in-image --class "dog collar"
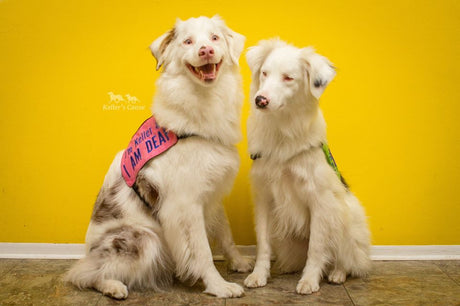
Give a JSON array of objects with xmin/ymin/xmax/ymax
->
[
  {"xmin": 250, "ymin": 143, "xmax": 343, "ymax": 181},
  {"xmin": 121, "ymin": 116, "xmax": 178, "ymax": 187}
]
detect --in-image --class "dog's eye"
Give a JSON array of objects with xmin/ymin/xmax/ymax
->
[
  {"xmin": 262, "ymin": 71, "xmax": 267, "ymax": 77},
  {"xmin": 283, "ymin": 75, "xmax": 294, "ymax": 82},
  {"xmin": 211, "ymin": 34, "xmax": 219, "ymax": 41},
  {"xmin": 183, "ymin": 38, "xmax": 193, "ymax": 45}
]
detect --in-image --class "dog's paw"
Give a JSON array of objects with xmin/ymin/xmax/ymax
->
[
  {"xmin": 99, "ymin": 279, "xmax": 128, "ymax": 300},
  {"xmin": 244, "ymin": 271, "xmax": 268, "ymax": 288},
  {"xmin": 328, "ymin": 269, "xmax": 347, "ymax": 284},
  {"xmin": 204, "ymin": 281, "xmax": 244, "ymax": 298},
  {"xmin": 296, "ymin": 279, "xmax": 320, "ymax": 295},
  {"xmin": 230, "ymin": 256, "xmax": 254, "ymax": 273}
]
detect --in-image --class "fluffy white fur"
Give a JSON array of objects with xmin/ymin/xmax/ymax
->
[
  {"xmin": 66, "ymin": 16, "xmax": 252, "ymax": 299},
  {"xmin": 243, "ymin": 39, "xmax": 371, "ymax": 295}
]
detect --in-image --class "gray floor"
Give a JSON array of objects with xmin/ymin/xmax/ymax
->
[{"xmin": 0, "ymin": 259, "xmax": 459, "ymax": 305}]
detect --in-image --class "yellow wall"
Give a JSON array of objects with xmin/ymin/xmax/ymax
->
[{"xmin": 1, "ymin": 0, "xmax": 459, "ymax": 245}]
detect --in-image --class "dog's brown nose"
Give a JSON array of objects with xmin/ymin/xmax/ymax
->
[
  {"xmin": 199, "ymin": 46, "xmax": 215, "ymax": 59},
  {"xmin": 255, "ymin": 95, "xmax": 269, "ymax": 108}
]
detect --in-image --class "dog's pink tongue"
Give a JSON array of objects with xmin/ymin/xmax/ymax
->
[{"xmin": 198, "ymin": 64, "xmax": 216, "ymax": 81}]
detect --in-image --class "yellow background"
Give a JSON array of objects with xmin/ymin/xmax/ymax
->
[{"xmin": 1, "ymin": 0, "xmax": 459, "ymax": 245}]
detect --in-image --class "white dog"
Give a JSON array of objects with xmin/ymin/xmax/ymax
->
[
  {"xmin": 66, "ymin": 16, "xmax": 252, "ymax": 299},
  {"xmin": 243, "ymin": 39, "xmax": 371, "ymax": 295}
]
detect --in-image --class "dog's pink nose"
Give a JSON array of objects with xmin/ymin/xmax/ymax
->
[
  {"xmin": 199, "ymin": 46, "xmax": 215, "ymax": 59},
  {"xmin": 255, "ymin": 95, "xmax": 270, "ymax": 109}
]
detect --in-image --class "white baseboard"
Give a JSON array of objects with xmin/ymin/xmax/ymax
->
[
  {"xmin": 0, "ymin": 243, "xmax": 85, "ymax": 259},
  {"xmin": 370, "ymin": 245, "xmax": 460, "ymax": 260},
  {"xmin": 0, "ymin": 243, "xmax": 459, "ymax": 260}
]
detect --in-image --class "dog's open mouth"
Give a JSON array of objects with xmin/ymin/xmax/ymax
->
[{"xmin": 186, "ymin": 61, "xmax": 222, "ymax": 83}]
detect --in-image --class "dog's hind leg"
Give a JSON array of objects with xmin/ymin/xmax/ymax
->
[
  {"xmin": 94, "ymin": 279, "xmax": 128, "ymax": 300},
  {"xmin": 342, "ymin": 193, "xmax": 371, "ymax": 278},
  {"xmin": 328, "ymin": 267, "xmax": 347, "ymax": 284},
  {"xmin": 65, "ymin": 224, "xmax": 173, "ymax": 299},
  {"xmin": 212, "ymin": 204, "xmax": 254, "ymax": 272},
  {"xmin": 66, "ymin": 251, "xmax": 131, "ymax": 300},
  {"xmin": 159, "ymin": 197, "xmax": 244, "ymax": 298}
]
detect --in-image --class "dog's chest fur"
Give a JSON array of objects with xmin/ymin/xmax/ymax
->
[{"xmin": 253, "ymin": 157, "xmax": 319, "ymax": 239}]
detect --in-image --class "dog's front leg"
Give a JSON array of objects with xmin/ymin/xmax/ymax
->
[
  {"xmin": 214, "ymin": 205, "xmax": 254, "ymax": 272},
  {"xmin": 244, "ymin": 191, "xmax": 272, "ymax": 288},
  {"xmin": 159, "ymin": 199, "xmax": 244, "ymax": 298},
  {"xmin": 296, "ymin": 193, "xmax": 341, "ymax": 295}
]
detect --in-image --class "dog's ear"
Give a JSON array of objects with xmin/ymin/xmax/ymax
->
[
  {"xmin": 211, "ymin": 15, "xmax": 245, "ymax": 66},
  {"xmin": 246, "ymin": 39, "xmax": 286, "ymax": 74},
  {"xmin": 300, "ymin": 47, "xmax": 336, "ymax": 99},
  {"xmin": 150, "ymin": 28, "xmax": 176, "ymax": 71}
]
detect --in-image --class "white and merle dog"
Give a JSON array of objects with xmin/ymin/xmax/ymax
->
[
  {"xmin": 243, "ymin": 39, "xmax": 371, "ymax": 294},
  {"xmin": 66, "ymin": 16, "xmax": 252, "ymax": 299}
]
